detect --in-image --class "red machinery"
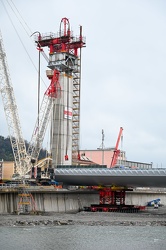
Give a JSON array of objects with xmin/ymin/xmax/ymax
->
[
  {"xmin": 110, "ymin": 127, "xmax": 123, "ymax": 167},
  {"xmin": 84, "ymin": 187, "xmax": 145, "ymax": 213},
  {"xmin": 36, "ymin": 17, "xmax": 85, "ymax": 58},
  {"xmin": 99, "ymin": 188, "xmax": 125, "ymax": 205}
]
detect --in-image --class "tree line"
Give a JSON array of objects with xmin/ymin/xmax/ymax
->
[{"xmin": 0, "ymin": 136, "xmax": 47, "ymax": 161}]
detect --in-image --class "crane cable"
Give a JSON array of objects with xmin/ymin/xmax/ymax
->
[
  {"xmin": 56, "ymin": 96, "xmax": 62, "ymax": 166},
  {"xmin": 78, "ymin": 45, "xmax": 82, "ymax": 159},
  {"xmin": 1, "ymin": 0, "xmax": 47, "ymax": 88},
  {"xmin": 6, "ymin": 0, "xmax": 32, "ymax": 37},
  {"xmin": 65, "ymin": 73, "xmax": 70, "ymax": 160},
  {"xmin": 1, "ymin": 0, "xmax": 51, "ymax": 155}
]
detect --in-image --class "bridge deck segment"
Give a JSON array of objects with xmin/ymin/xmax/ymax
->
[{"xmin": 54, "ymin": 169, "xmax": 166, "ymax": 187}]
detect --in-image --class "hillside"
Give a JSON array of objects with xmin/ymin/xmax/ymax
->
[{"xmin": 0, "ymin": 136, "xmax": 47, "ymax": 161}]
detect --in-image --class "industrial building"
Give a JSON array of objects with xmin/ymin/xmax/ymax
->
[{"xmin": 0, "ymin": 160, "xmax": 15, "ymax": 180}]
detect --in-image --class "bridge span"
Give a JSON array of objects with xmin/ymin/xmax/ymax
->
[{"xmin": 54, "ymin": 168, "xmax": 166, "ymax": 188}]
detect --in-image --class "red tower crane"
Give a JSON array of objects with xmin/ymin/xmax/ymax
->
[{"xmin": 110, "ymin": 127, "xmax": 123, "ymax": 168}]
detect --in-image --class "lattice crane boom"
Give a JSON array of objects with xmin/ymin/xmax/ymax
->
[
  {"xmin": 27, "ymin": 95, "xmax": 53, "ymax": 163},
  {"xmin": 27, "ymin": 69, "xmax": 60, "ymax": 165},
  {"xmin": 0, "ymin": 30, "xmax": 28, "ymax": 176}
]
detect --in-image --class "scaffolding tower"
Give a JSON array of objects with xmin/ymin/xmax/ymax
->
[{"xmin": 17, "ymin": 186, "xmax": 36, "ymax": 214}]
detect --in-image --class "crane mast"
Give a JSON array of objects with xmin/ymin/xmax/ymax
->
[{"xmin": 0, "ymin": 31, "xmax": 28, "ymax": 176}]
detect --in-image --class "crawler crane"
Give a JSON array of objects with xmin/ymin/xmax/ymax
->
[{"xmin": 0, "ymin": 30, "xmax": 60, "ymax": 177}]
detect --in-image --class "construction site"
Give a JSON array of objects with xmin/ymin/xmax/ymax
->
[{"xmin": 0, "ymin": 17, "xmax": 166, "ymax": 215}]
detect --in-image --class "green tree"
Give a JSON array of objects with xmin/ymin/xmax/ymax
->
[{"xmin": 0, "ymin": 135, "xmax": 47, "ymax": 161}]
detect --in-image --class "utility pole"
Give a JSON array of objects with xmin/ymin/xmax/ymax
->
[{"xmin": 101, "ymin": 129, "xmax": 104, "ymax": 165}]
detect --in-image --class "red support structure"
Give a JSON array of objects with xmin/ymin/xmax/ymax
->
[
  {"xmin": 99, "ymin": 188, "xmax": 126, "ymax": 205},
  {"xmin": 83, "ymin": 187, "xmax": 145, "ymax": 213},
  {"xmin": 60, "ymin": 17, "xmax": 70, "ymax": 37},
  {"xmin": 45, "ymin": 69, "xmax": 61, "ymax": 98},
  {"xmin": 83, "ymin": 186, "xmax": 146, "ymax": 213},
  {"xmin": 36, "ymin": 17, "xmax": 85, "ymax": 56}
]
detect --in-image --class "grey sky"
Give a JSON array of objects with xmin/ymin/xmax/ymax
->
[{"xmin": 0, "ymin": 0, "xmax": 166, "ymax": 167}]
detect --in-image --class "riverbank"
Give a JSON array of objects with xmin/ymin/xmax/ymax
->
[{"xmin": 0, "ymin": 207, "xmax": 166, "ymax": 227}]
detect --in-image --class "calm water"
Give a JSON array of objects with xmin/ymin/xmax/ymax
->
[{"xmin": 0, "ymin": 225, "xmax": 166, "ymax": 250}]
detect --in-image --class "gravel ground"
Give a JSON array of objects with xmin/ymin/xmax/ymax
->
[{"xmin": 0, "ymin": 207, "xmax": 166, "ymax": 227}]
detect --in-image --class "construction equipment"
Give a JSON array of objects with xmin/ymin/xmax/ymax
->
[
  {"xmin": 27, "ymin": 69, "xmax": 61, "ymax": 164},
  {"xmin": 34, "ymin": 17, "xmax": 86, "ymax": 165},
  {"xmin": 84, "ymin": 187, "xmax": 146, "ymax": 213},
  {"xmin": 0, "ymin": 17, "xmax": 86, "ymax": 177},
  {"xmin": 0, "ymin": 31, "xmax": 58, "ymax": 178},
  {"xmin": 0, "ymin": 30, "xmax": 28, "ymax": 177},
  {"xmin": 110, "ymin": 127, "xmax": 123, "ymax": 168},
  {"xmin": 147, "ymin": 198, "xmax": 161, "ymax": 207}
]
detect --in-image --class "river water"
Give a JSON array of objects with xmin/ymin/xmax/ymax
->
[{"xmin": 0, "ymin": 225, "xmax": 166, "ymax": 250}]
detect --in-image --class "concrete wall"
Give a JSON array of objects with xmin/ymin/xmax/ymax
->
[
  {"xmin": 0, "ymin": 192, "xmax": 18, "ymax": 213},
  {"xmin": 0, "ymin": 191, "xmax": 166, "ymax": 214},
  {"xmin": 126, "ymin": 191, "xmax": 166, "ymax": 206},
  {"xmin": 0, "ymin": 191, "xmax": 99, "ymax": 214}
]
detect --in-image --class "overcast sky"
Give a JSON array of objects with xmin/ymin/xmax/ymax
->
[{"xmin": 0, "ymin": 0, "xmax": 166, "ymax": 167}]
